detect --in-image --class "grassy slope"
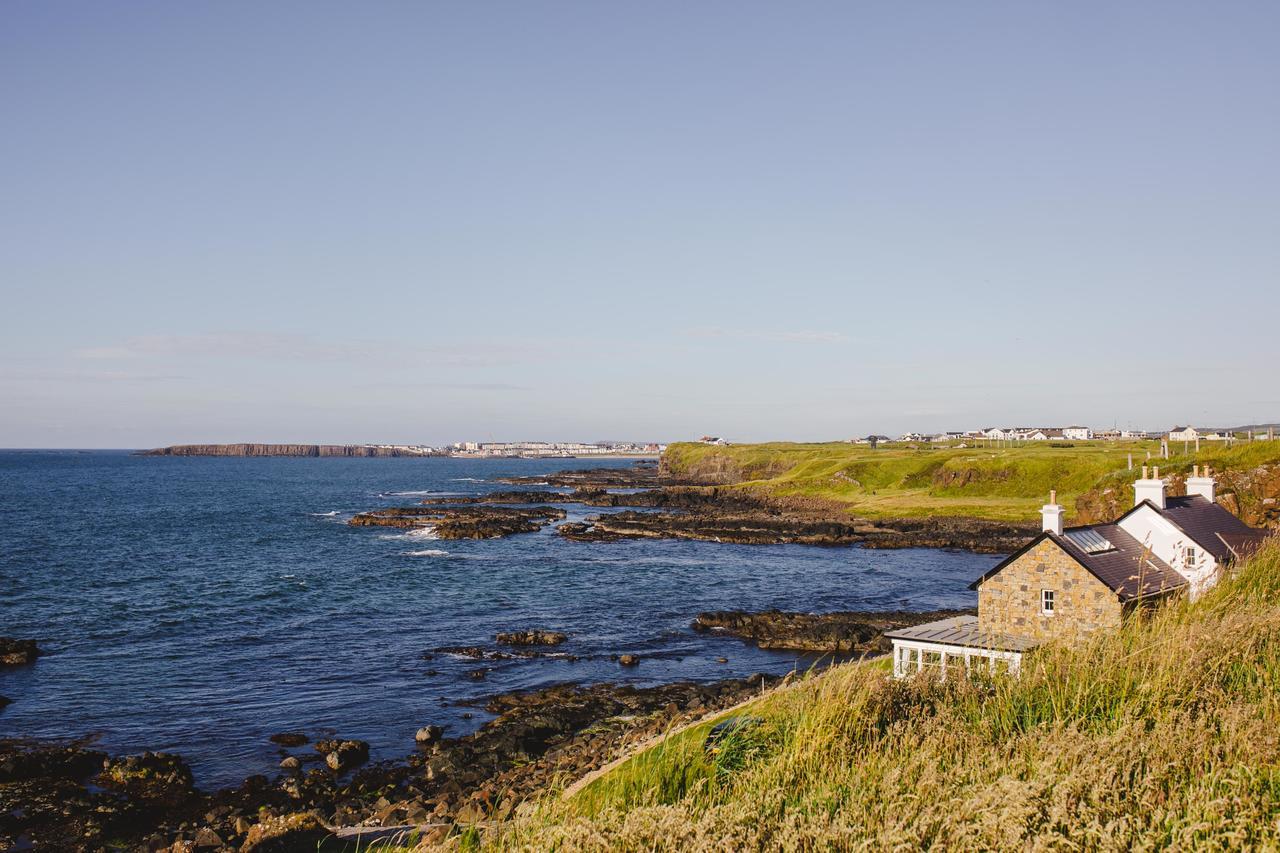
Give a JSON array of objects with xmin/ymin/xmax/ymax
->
[
  {"xmin": 663, "ymin": 439, "xmax": 1280, "ymax": 521},
  {"xmin": 472, "ymin": 540, "xmax": 1280, "ymax": 850}
]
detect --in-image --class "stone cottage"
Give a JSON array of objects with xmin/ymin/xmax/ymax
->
[{"xmin": 887, "ymin": 467, "xmax": 1270, "ymax": 678}]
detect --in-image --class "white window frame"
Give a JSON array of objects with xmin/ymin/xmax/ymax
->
[
  {"xmin": 1041, "ymin": 588, "xmax": 1055, "ymax": 615},
  {"xmin": 1183, "ymin": 545, "xmax": 1197, "ymax": 570}
]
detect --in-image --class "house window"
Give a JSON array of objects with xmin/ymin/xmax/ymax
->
[
  {"xmin": 1041, "ymin": 589, "xmax": 1055, "ymax": 615},
  {"xmin": 1183, "ymin": 546, "xmax": 1197, "ymax": 570}
]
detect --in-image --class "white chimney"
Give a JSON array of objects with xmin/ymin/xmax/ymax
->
[
  {"xmin": 1134, "ymin": 465, "xmax": 1167, "ymax": 509},
  {"xmin": 1186, "ymin": 464, "xmax": 1216, "ymax": 503},
  {"xmin": 1041, "ymin": 489, "xmax": 1064, "ymax": 535}
]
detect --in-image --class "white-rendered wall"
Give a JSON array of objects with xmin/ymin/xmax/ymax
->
[{"xmin": 1117, "ymin": 504, "xmax": 1219, "ymax": 598}]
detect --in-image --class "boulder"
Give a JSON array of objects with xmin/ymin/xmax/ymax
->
[
  {"xmin": 239, "ymin": 810, "xmax": 328, "ymax": 852},
  {"xmin": 0, "ymin": 695, "xmax": 9, "ymax": 711},
  {"xmin": 314, "ymin": 739, "xmax": 369, "ymax": 773},
  {"xmin": 415, "ymin": 725, "xmax": 444, "ymax": 745},
  {"xmin": 618, "ymin": 654, "xmax": 640, "ymax": 667},
  {"xmin": 279, "ymin": 756, "xmax": 301, "ymax": 771},
  {"xmin": 0, "ymin": 638, "xmax": 40, "ymax": 667}
]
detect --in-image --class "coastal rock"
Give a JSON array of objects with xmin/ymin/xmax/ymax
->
[
  {"xmin": 0, "ymin": 638, "xmax": 41, "ymax": 667},
  {"xmin": 348, "ymin": 505, "xmax": 566, "ymax": 539},
  {"xmin": 268, "ymin": 732, "xmax": 308, "ymax": 747},
  {"xmin": 618, "ymin": 654, "xmax": 640, "ymax": 667},
  {"xmin": 313, "ymin": 740, "xmax": 368, "ymax": 773},
  {"xmin": 279, "ymin": 756, "xmax": 301, "ymax": 772},
  {"xmin": 239, "ymin": 810, "xmax": 328, "ymax": 852},
  {"xmin": 496, "ymin": 463, "xmax": 669, "ymax": 489},
  {"xmin": 496, "ymin": 630, "xmax": 567, "ymax": 646},
  {"xmin": 99, "ymin": 752, "xmax": 196, "ymax": 803},
  {"xmin": 0, "ymin": 696, "xmax": 9, "ymax": 711},
  {"xmin": 692, "ymin": 609, "xmax": 976, "ymax": 653},
  {"xmin": 415, "ymin": 725, "xmax": 443, "ymax": 745}
]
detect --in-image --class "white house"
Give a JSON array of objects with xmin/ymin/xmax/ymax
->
[
  {"xmin": 1063, "ymin": 426, "xmax": 1094, "ymax": 440},
  {"xmin": 1168, "ymin": 426, "xmax": 1200, "ymax": 442}
]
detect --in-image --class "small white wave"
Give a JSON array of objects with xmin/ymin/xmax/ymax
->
[
  {"xmin": 309, "ymin": 510, "xmax": 341, "ymax": 517},
  {"xmin": 377, "ymin": 526, "xmax": 440, "ymax": 541},
  {"xmin": 380, "ymin": 489, "xmax": 465, "ymax": 497},
  {"xmin": 404, "ymin": 548, "xmax": 450, "ymax": 557},
  {"xmin": 450, "ymin": 477, "xmax": 485, "ymax": 482}
]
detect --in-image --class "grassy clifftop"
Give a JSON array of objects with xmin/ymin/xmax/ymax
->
[
  {"xmin": 661, "ymin": 439, "xmax": 1280, "ymax": 522},
  {"xmin": 475, "ymin": 539, "xmax": 1280, "ymax": 850}
]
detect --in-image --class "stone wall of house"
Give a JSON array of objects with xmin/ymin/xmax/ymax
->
[{"xmin": 978, "ymin": 539, "xmax": 1122, "ymax": 641}]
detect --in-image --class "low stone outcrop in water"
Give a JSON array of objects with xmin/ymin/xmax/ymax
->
[
  {"xmin": 693, "ymin": 608, "xmax": 977, "ymax": 653},
  {"xmin": 348, "ymin": 505, "xmax": 566, "ymax": 539},
  {"xmin": 558, "ymin": 509, "xmax": 1032, "ymax": 553},
  {"xmin": 495, "ymin": 630, "xmax": 567, "ymax": 646},
  {"xmin": 0, "ymin": 638, "xmax": 41, "ymax": 668}
]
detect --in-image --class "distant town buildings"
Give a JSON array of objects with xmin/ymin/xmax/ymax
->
[{"xmin": 446, "ymin": 441, "xmax": 664, "ymax": 458}]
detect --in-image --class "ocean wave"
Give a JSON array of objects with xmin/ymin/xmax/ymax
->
[
  {"xmin": 379, "ymin": 490, "xmax": 462, "ymax": 497},
  {"xmin": 404, "ymin": 549, "xmax": 450, "ymax": 557},
  {"xmin": 450, "ymin": 477, "xmax": 485, "ymax": 482},
  {"xmin": 308, "ymin": 510, "xmax": 341, "ymax": 517},
  {"xmin": 377, "ymin": 526, "xmax": 440, "ymax": 541}
]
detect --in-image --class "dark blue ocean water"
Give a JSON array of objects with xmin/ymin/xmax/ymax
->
[{"xmin": 0, "ymin": 451, "xmax": 997, "ymax": 788}]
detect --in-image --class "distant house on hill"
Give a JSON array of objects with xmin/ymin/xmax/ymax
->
[
  {"xmin": 886, "ymin": 467, "xmax": 1270, "ymax": 678},
  {"xmin": 698, "ymin": 436, "xmax": 727, "ymax": 445},
  {"xmin": 1063, "ymin": 426, "xmax": 1094, "ymax": 440}
]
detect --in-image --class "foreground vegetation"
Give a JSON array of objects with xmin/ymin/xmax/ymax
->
[
  {"xmin": 454, "ymin": 539, "xmax": 1280, "ymax": 850},
  {"xmin": 662, "ymin": 438, "xmax": 1280, "ymax": 521}
]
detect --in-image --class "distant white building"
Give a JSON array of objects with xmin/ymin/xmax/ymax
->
[{"xmin": 1063, "ymin": 426, "xmax": 1093, "ymax": 440}]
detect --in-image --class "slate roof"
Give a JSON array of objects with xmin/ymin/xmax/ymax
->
[
  {"xmin": 883, "ymin": 615, "xmax": 1040, "ymax": 652},
  {"xmin": 1154, "ymin": 495, "xmax": 1260, "ymax": 563},
  {"xmin": 1052, "ymin": 523, "xmax": 1186, "ymax": 600}
]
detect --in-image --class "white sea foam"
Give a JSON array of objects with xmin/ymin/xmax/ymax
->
[
  {"xmin": 404, "ymin": 548, "xmax": 450, "ymax": 557},
  {"xmin": 309, "ymin": 510, "xmax": 341, "ymax": 517},
  {"xmin": 377, "ymin": 526, "xmax": 440, "ymax": 541},
  {"xmin": 450, "ymin": 477, "xmax": 485, "ymax": 482},
  {"xmin": 380, "ymin": 490, "xmax": 462, "ymax": 497}
]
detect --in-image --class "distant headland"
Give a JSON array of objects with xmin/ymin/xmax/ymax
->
[{"xmin": 138, "ymin": 441, "xmax": 665, "ymax": 458}]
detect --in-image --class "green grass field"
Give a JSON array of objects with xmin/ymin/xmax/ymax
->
[
  {"xmin": 662, "ymin": 438, "xmax": 1280, "ymax": 521},
  {"xmin": 464, "ymin": 539, "xmax": 1280, "ymax": 850}
]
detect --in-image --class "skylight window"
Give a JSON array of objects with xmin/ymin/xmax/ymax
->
[{"xmin": 1064, "ymin": 528, "xmax": 1116, "ymax": 554}]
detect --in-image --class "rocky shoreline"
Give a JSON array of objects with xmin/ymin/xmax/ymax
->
[
  {"xmin": 0, "ymin": 674, "xmax": 782, "ymax": 851},
  {"xmin": 693, "ymin": 608, "xmax": 976, "ymax": 653},
  {"xmin": 348, "ymin": 505, "xmax": 567, "ymax": 539},
  {"xmin": 0, "ymin": 599, "xmax": 949, "ymax": 851}
]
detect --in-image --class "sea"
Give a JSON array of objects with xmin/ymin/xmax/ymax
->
[{"xmin": 0, "ymin": 451, "xmax": 998, "ymax": 788}]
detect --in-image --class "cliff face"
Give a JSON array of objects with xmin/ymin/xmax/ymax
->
[{"xmin": 140, "ymin": 444, "xmax": 428, "ymax": 458}]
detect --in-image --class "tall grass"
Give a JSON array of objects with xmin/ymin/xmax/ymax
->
[{"xmin": 454, "ymin": 539, "xmax": 1280, "ymax": 850}]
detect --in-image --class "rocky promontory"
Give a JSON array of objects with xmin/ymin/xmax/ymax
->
[
  {"xmin": 693, "ymin": 608, "xmax": 976, "ymax": 653},
  {"xmin": 139, "ymin": 444, "xmax": 436, "ymax": 458},
  {"xmin": 348, "ymin": 506, "xmax": 566, "ymax": 539}
]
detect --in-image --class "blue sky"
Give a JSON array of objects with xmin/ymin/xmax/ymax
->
[{"xmin": 2, "ymin": 2, "xmax": 1278, "ymax": 447}]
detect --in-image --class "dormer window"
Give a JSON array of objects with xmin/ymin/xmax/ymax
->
[
  {"xmin": 1041, "ymin": 589, "xmax": 1055, "ymax": 615},
  {"xmin": 1183, "ymin": 546, "xmax": 1198, "ymax": 570}
]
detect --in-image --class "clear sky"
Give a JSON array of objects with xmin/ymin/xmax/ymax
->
[{"xmin": 3, "ymin": 2, "xmax": 1278, "ymax": 448}]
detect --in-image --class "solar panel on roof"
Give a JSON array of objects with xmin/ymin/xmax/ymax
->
[{"xmin": 1064, "ymin": 528, "xmax": 1116, "ymax": 554}]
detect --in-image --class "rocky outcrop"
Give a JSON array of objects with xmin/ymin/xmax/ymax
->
[
  {"xmin": 558, "ymin": 510, "xmax": 1030, "ymax": 553},
  {"xmin": 0, "ymin": 638, "xmax": 41, "ymax": 668},
  {"xmin": 496, "ymin": 464, "xmax": 668, "ymax": 488},
  {"xmin": 99, "ymin": 752, "xmax": 195, "ymax": 804},
  {"xmin": 140, "ymin": 444, "xmax": 435, "ymax": 458},
  {"xmin": 239, "ymin": 810, "xmax": 328, "ymax": 852},
  {"xmin": 348, "ymin": 506, "xmax": 566, "ymax": 539},
  {"xmin": 495, "ymin": 630, "xmax": 567, "ymax": 647},
  {"xmin": 1075, "ymin": 464, "xmax": 1280, "ymax": 528},
  {"xmin": 693, "ymin": 609, "xmax": 976, "ymax": 653}
]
